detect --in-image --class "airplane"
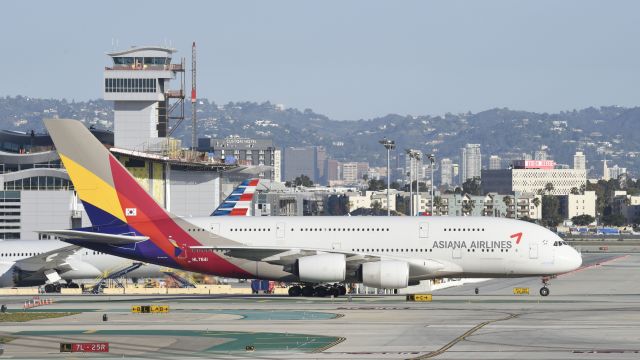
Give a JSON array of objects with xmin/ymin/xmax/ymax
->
[
  {"xmin": 41, "ymin": 119, "xmax": 582, "ymax": 297},
  {"xmin": 0, "ymin": 240, "xmax": 164, "ymax": 292},
  {"xmin": 212, "ymin": 178, "xmax": 259, "ymax": 216}
]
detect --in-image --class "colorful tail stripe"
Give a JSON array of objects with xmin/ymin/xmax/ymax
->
[
  {"xmin": 211, "ymin": 178, "xmax": 259, "ymax": 216},
  {"xmin": 44, "ymin": 119, "xmax": 251, "ymax": 277}
]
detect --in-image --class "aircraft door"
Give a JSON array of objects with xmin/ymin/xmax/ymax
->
[
  {"xmin": 276, "ymin": 222, "xmax": 285, "ymax": 246},
  {"xmin": 419, "ymin": 222, "xmax": 429, "ymax": 238},
  {"xmin": 452, "ymin": 247, "xmax": 462, "ymax": 259},
  {"xmin": 209, "ymin": 223, "xmax": 220, "ymax": 237},
  {"xmin": 529, "ymin": 243, "xmax": 538, "ymax": 259}
]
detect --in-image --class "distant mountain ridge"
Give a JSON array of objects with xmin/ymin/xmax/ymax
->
[{"xmin": 1, "ymin": 95, "xmax": 638, "ymax": 177}]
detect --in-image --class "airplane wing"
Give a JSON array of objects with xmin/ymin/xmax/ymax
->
[
  {"xmin": 190, "ymin": 246, "xmax": 445, "ymax": 273},
  {"xmin": 37, "ymin": 230, "xmax": 149, "ymax": 245},
  {"xmin": 14, "ymin": 244, "xmax": 81, "ymax": 273}
]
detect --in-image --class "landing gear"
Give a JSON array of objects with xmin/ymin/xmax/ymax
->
[
  {"xmin": 288, "ymin": 286, "xmax": 302, "ymax": 297},
  {"xmin": 288, "ymin": 284, "xmax": 346, "ymax": 297},
  {"xmin": 44, "ymin": 283, "xmax": 64, "ymax": 293},
  {"xmin": 301, "ymin": 285, "xmax": 315, "ymax": 297},
  {"xmin": 314, "ymin": 286, "xmax": 327, "ymax": 297},
  {"xmin": 540, "ymin": 276, "xmax": 551, "ymax": 297},
  {"xmin": 539, "ymin": 287, "xmax": 550, "ymax": 297}
]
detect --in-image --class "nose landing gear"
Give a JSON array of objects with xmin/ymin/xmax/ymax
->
[{"xmin": 539, "ymin": 276, "xmax": 551, "ymax": 296}]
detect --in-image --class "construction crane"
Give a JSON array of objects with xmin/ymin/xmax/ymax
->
[{"xmin": 191, "ymin": 41, "xmax": 197, "ymax": 150}]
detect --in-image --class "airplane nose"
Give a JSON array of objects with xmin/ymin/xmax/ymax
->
[
  {"xmin": 572, "ymin": 248, "xmax": 583, "ymax": 270},
  {"xmin": 559, "ymin": 247, "xmax": 582, "ymax": 273},
  {"xmin": 555, "ymin": 247, "xmax": 582, "ymax": 273}
]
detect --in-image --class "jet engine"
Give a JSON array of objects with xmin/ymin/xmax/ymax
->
[
  {"xmin": 296, "ymin": 253, "xmax": 346, "ymax": 283},
  {"xmin": 0, "ymin": 263, "xmax": 16, "ymax": 287},
  {"xmin": 361, "ymin": 261, "xmax": 409, "ymax": 289}
]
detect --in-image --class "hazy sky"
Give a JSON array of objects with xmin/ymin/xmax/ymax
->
[{"xmin": 2, "ymin": 1, "xmax": 639, "ymax": 119}]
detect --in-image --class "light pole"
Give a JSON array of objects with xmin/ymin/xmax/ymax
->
[
  {"xmin": 405, "ymin": 149, "xmax": 414, "ymax": 216},
  {"xmin": 428, "ymin": 154, "xmax": 435, "ymax": 216},
  {"xmin": 414, "ymin": 151, "xmax": 422, "ymax": 216},
  {"xmin": 379, "ymin": 138, "xmax": 396, "ymax": 216}
]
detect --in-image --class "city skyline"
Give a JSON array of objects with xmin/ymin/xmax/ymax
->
[{"xmin": 2, "ymin": 1, "xmax": 640, "ymax": 120}]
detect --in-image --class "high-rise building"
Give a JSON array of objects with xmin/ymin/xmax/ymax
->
[
  {"xmin": 608, "ymin": 165, "xmax": 627, "ymax": 180},
  {"xmin": 573, "ymin": 151, "xmax": 586, "ymax": 170},
  {"xmin": 356, "ymin": 162, "xmax": 370, "ymax": 181},
  {"xmin": 461, "ymin": 144, "xmax": 482, "ymax": 181},
  {"xmin": 283, "ymin": 147, "xmax": 318, "ymax": 183},
  {"xmin": 603, "ymin": 158, "xmax": 610, "ymax": 181},
  {"xmin": 316, "ymin": 146, "xmax": 327, "ymax": 184},
  {"xmin": 452, "ymin": 163, "xmax": 460, "ymax": 185},
  {"xmin": 273, "ymin": 149, "xmax": 282, "ymax": 182},
  {"xmin": 341, "ymin": 162, "xmax": 359, "ymax": 183},
  {"xmin": 440, "ymin": 158, "xmax": 453, "ymax": 186},
  {"xmin": 534, "ymin": 149, "xmax": 548, "ymax": 161},
  {"xmin": 489, "ymin": 155, "xmax": 502, "ymax": 170},
  {"xmin": 325, "ymin": 159, "xmax": 340, "ymax": 182}
]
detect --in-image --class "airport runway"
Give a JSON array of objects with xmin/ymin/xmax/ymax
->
[{"xmin": 0, "ymin": 253, "xmax": 637, "ymax": 359}]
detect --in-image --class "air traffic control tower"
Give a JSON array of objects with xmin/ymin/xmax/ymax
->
[
  {"xmin": 104, "ymin": 46, "xmax": 184, "ymax": 150},
  {"xmin": 102, "ymin": 45, "xmax": 244, "ymax": 217}
]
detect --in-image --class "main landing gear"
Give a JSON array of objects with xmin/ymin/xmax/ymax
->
[
  {"xmin": 43, "ymin": 281, "xmax": 79, "ymax": 293},
  {"xmin": 288, "ymin": 284, "xmax": 347, "ymax": 297},
  {"xmin": 539, "ymin": 276, "xmax": 551, "ymax": 297}
]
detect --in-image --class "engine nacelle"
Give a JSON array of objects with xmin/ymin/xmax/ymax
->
[
  {"xmin": 0, "ymin": 263, "xmax": 17, "ymax": 287},
  {"xmin": 361, "ymin": 261, "xmax": 409, "ymax": 289},
  {"xmin": 296, "ymin": 253, "xmax": 346, "ymax": 283}
]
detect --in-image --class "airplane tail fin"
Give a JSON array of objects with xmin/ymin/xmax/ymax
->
[
  {"xmin": 212, "ymin": 178, "xmax": 259, "ymax": 216},
  {"xmin": 45, "ymin": 119, "xmax": 173, "ymax": 228},
  {"xmin": 45, "ymin": 119, "xmax": 249, "ymax": 271}
]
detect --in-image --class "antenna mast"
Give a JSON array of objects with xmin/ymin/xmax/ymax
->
[{"xmin": 191, "ymin": 41, "xmax": 197, "ymax": 150}]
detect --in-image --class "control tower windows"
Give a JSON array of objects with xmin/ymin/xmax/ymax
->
[
  {"xmin": 105, "ymin": 78, "xmax": 157, "ymax": 93},
  {"xmin": 113, "ymin": 57, "xmax": 170, "ymax": 67}
]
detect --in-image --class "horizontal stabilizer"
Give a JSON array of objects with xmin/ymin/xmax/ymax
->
[{"xmin": 37, "ymin": 230, "xmax": 148, "ymax": 245}]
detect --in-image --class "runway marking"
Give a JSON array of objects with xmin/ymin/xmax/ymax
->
[
  {"xmin": 83, "ymin": 330, "xmax": 97, "ymax": 334},
  {"xmin": 411, "ymin": 312, "xmax": 519, "ymax": 359}
]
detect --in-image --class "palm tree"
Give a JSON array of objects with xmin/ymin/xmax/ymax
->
[
  {"xmin": 532, "ymin": 197, "xmax": 541, "ymax": 219},
  {"xmin": 532, "ymin": 197, "xmax": 541, "ymax": 209},
  {"xmin": 433, "ymin": 196, "xmax": 444, "ymax": 216},
  {"xmin": 502, "ymin": 195, "xmax": 514, "ymax": 218},
  {"xmin": 544, "ymin": 182, "xmax": 555, "ymax": 195},
  {"xmin": 462, "ymin": 199, "xmax": 476, "ymax": 216}
]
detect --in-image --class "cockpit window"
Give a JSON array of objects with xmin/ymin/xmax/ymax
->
[{"xmin": 553, "ymin": 241, "xmax": 569, "ymax": 247}]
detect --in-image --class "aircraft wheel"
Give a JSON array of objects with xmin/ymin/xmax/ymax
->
[
  {"xmin": 314, "ymin": 286, "xmax": 327, "ymax": 297},
  {"xmin": 301, "ymin": 285, "xmax": 314, "ymax": 297},
  {"xmin": 539, "ymin": 286, "xmax": 550, "ymax": 297},
  {"xmin": 330, "ymin": 287, "xmax": 340, "ymax": 297},
  {"xmin": 44, "ymin": 284, "xmax": 56, "ymax": 293},
  {"xmin": 54, "ymin": 284, "xmax": 62, "ymax": 293},
  {"xmin": 67, "ymin": 282, "xmax": 79, "ymax": 289},
  {"xmin": 338, "ymin": 285, "xmax": 347, "ymax": 296},
  {"xmin": 288, "ymin": 286, "xmax": 302, "ymax": 297}
]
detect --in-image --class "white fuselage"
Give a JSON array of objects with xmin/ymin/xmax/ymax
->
[
  {"xmin": 175, "ymin": 216, "xmax": 582, "ymax": 283},
  {"xmin": 0, "ymin": 240, "xmax": 164, "ymax": 287}
]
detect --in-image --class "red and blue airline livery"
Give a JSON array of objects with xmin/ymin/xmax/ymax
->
[{"xmin": 42, "ymin": 119, "xmax": 582, "ymax": 297}]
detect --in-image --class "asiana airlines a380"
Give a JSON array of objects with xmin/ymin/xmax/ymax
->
[{"xmin": 41, "ymin": 119, "xmax": 582, "ymax": 297}]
